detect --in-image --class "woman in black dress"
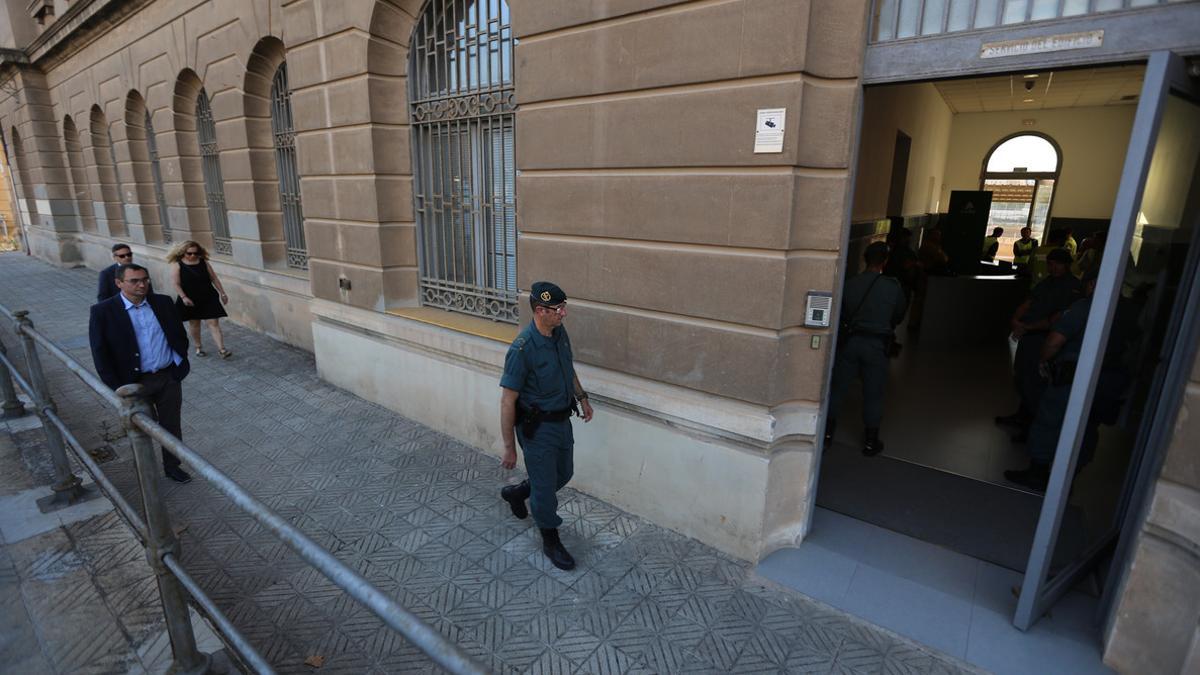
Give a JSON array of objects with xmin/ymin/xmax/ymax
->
[{"xmin": 167, "ymin": 240, "xmax": 232, "ymax": 358}]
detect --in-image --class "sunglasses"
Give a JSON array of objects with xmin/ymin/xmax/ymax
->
[
  {"xmin": 184, "ymin": 250, "xmax": 200, "ymax": 256},
  {"xmin": 115, "ymin": 252, "xmax": 132, "ymax": 259}
]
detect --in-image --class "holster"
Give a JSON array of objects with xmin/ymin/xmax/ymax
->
[{"xmin": 516, "ymin": 403, "xmax": 543, "ymax": 439}]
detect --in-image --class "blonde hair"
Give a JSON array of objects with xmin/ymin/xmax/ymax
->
[{"xmin": 166, "ymin": 240, "xmax": 209, "ymax": 264}]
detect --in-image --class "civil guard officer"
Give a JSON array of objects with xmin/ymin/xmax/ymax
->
[
  {"xmin": 498, "ymin": 282, "xmax": 594, "ymax": 570},
  {"xmin": 982, "ymin": 226, "xmax": 1004, "ymax": 262},
  {"xmin": 825, "ymin": 241, "xmax": 907, "ymax": 456}
]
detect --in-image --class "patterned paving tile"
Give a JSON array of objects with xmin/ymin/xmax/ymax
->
[{"xmin": 0, "ymin": 254, "xmax": 980, "ymax": 674}]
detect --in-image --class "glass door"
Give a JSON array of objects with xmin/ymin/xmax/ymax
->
[{"xmin": 1014, "ymin": 51, "xmax": 1200, "ymax": 630}]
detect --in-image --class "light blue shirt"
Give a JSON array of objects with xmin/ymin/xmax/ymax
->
[{"xmin": 121, "ymin": 294, "xmax": 182, "ymax": 374}]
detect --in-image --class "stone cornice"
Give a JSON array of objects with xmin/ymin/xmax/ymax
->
[{"xmin": 27, "ymin": 0, "xmax": 157, "ymax": 71}]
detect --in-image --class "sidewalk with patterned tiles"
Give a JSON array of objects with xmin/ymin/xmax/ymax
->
[{"xmin": 0, "ymin": 252, "xmax": 980, "ymax": 674}]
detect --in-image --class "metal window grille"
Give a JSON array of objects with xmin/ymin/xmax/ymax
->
[
  {"xmin": 144, "ymin": 111, "xmax": 172, "ymax": 244},
  {"xmin": 409, "ymin": 0, "xmax": 518, "ymax": 322},
  {"xmin": 196, "ymin": 89, "xmax": 231, "ymax": 255},
  {"xmin": 270, "ymin": 63, "xmax": 307, "ymax": 270}
]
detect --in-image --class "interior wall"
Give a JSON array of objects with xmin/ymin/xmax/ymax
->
[
  {"xmin": 852, "ymin": 82, "xmax": 954, "ymax": 222},
  {"xmin": 942, "ymin": 105, "xmax": 1136, "ymax": 220}
]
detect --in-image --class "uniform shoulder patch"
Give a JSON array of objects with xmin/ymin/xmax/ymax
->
[{"xmin": 512, "ymin": 336, "xmax": 527, "ymax": 350}]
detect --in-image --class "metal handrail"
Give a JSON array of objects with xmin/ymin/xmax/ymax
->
[{"xmin": 0, "ymin": 306, "xmax": 488, "ymax": 674}]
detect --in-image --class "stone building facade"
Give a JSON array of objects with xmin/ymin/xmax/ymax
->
[{"xmin": 2, "ymin": 0, "xmax": 1198, "ymax": 670}]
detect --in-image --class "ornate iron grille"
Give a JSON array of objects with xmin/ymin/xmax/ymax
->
[
  {"xmin": 270, "ymin": 63, "xmax": 307, "ymax": 270},
  {"xmin": 144, "ymin": 110, "xmax": 172, "ymax": 244},
  {"xmin": 409, "ymin": 0, "xmax": 517, "ymax": 322},
  {"xmin": 196, "ymin": 90, "xmax": 231, "ymax": 255}
]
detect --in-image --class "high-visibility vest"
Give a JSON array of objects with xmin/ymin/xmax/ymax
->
[
  {"xmin": 982, "ymin": 236, "xmax": 1000, "ymax": 260},
  {"xmin": 1065, "ymin": 236, "xmax": 1078, "ymax": 258},
  {"xmin": 1013, "ymin": 238, "xmax": 1037, "ymax": 266}
]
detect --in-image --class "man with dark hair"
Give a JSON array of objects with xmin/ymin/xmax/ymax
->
[
  {"xmin": 826, "ymin": 241, "xmax": 907, "ymax": 456},
  {"xmin": 97, "ymin": 243, "xmax": 133, "ymax": 301},
  {"xmin": 89, "ymin": 263, "xmax": 193, "ymax": 483},
  {"xmin": 982, "ymin": 226, "xmax": 1004, "ymax": 262},
  {"xmin": 1012, "ymin": 226, "xmax": 1038, "ymax": 275},
  {"xmin": 997, "ymin": 248, "xmax": 1082, "ymax": 442},
  {"xmin": 498, "ymin": 281, "xmax": 594, "ymax": 570}
]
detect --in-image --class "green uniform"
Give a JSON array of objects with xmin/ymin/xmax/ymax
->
[
  {"xmin": 829, "ymin": 272, "xmax": 907, "ymax": 429},
  {"xmin": 1027, "ymin": 295, "xmax": 1132, "ymax": 468},
  {"xmin": 982, "ymin": 236, "xmax": 1000, "ymax": 261},
  {"xmin": 500, "ymin": 321, "xmax": 578, "ymax": 529},
  {"xmin": 1012, "ymin": 274, "xmax": 1083, "ymax": 421},
  {"xmin": 1013, "ymin": 237, "xmax": 1037, "ymax": 269}
]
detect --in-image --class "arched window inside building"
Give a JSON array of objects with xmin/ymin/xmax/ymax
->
[
  {"xmin": 196, "ymin": 88, "xmax": 231, "ymax": 255},
  {"xmin": 269, "ymin": 62, "xmax": 306, "ymax": 270},
  {"xmin": 980, "ymin": 132, "xmax": 1061, "ymax": 258},
  {"xmin": 409, "ymin": 0, "xmax": 517, "ymax": 322},
  {"xmin": 144, "ymin": 110, "xmax": 171, "ymax": 244}
]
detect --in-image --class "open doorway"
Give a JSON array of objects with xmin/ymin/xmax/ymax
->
[{"xmin": 762, "ymin": 58, "xmax": 1200, "ymax": 669}]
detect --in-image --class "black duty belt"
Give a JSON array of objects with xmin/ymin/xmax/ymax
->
[{"xmin": 515, "ymin": 404, "xmax": 572, "ymax": 438}]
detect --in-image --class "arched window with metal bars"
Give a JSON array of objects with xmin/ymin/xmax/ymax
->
[
  {"xmin": 270, "ymin": 62, "xmax": 306, "ymax": 270},
  {"xmin": 196, "ymin": 88, "xmax": 231, "ymax": 255},
  {"xmin": 144, "ymin": 110, "xmax": 172, "ymax": 244},
  {"xmin": 409, "ymin": 0, "xmax": 517, "ymax": 322}
]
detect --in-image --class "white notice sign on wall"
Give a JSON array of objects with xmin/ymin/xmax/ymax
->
[{"xmin": 754, "ymin": 108, "xmax": 786, "ymax": 154}]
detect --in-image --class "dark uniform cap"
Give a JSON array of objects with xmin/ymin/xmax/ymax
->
[
  {"xmin": 1047, "ymin": 248, "xmax": 1073, "ymax": 264},
  {"xmin": 530, "ymin": 281, "xmax": 567, "ymax": 307}
]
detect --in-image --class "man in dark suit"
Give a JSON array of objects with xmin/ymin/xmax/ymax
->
[
  {"xmin": 97, "ymin": 243, "xmax": 133, "ymax": 302},
  {"xmin": 89, "ymin": 263, "xmax": 193, "ymax": 483}
]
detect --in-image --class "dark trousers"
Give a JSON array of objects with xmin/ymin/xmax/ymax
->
[
  {"xmin": 137, "ymin": 368, "xmax": 183, "ymax": 471},
  {"xmin": 829, "ymin": 335, "xmax": 890, "ymax": 429},
  {"xmin": 518, "ymin": 420, "xmax": 574, "ymax": 530}
]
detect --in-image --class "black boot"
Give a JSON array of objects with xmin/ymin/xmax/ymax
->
[
  {"xmin": 863, "ymin": 428, "xmax": 884, "ymax": 457},
  {"xmin": 824, "ymin": 418, "xmax": 836, "ymax": 444},
  {"xmin": 539, "ymin": 528, "xmax": 576, "ymax": 571},
  {"xmin": 1004, "ymin": 462, "xmax": 1050, "ymax": 491},
  {"xmin": 501, "ymin": 480, "xmax": 530, "ymax": 520}
]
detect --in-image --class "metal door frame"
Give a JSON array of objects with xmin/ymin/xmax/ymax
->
[{"xmin": 1014, "ymin": 50, "xmax": 1200, "ymax": 630}]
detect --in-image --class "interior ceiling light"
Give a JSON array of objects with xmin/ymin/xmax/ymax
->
[
  {"xmin": 1023, "ymin": 73, "xmax": 1039, "ymax": 79},
  {"xmin": 1023, "ymin": 98, "xmax": 1035, "ymax": 103}
]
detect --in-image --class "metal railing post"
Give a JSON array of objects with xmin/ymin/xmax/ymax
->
[
  {"xmin": 117, "ymin": 384, "xmax": 212, "ymax": 675},
  {"xmin": 0, "ymin": 337, "xmax": 26, "ymax": 419},
  {"xmin": 12, "ymin": 311, "xmax": 87, "ymax": 506}
]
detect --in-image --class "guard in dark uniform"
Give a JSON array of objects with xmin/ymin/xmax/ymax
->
[
  {"xmin": 1005, "ymin": 270, "xmax": 1133, "ymax": 491},
  {"xmin": 498, "ymin": 282, "xmax": 594, "ymax": 570},
  {"xmin": 996, "ymin": 248, "xmax": 1082, "ymax": 441},
  {"xmin": 825, "ymin": 242, "xmax": 907, "ymax": 456}
]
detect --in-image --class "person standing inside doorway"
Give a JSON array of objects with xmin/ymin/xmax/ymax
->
[
  {"xmin": 167, "ymin": 241, "xmax": 232, "ymax": 359},
  {"xmin": 1013, "ymin": 227, "xmax": 1038, "ymax": 276},
  {"xmin": 982, "ymin": 227, "xmax": 1004, "ymax": 262},
  {"xmin": 1028, "ymin": 228, "xmax": 1069, "ymax": 287},
  {"xmin": 498, "ymin": 282, "xmax": 594, "ymax": 571},
  {"xmin": 98, "ymin": 243, "xmax": 135, "ymax": 301},
  {"xmin": 825, "ymin": 242, "xmax": 908, "ymax": 456},
  {"xmin": 997, "ymin": 249, "xmax": 1082, "ymax": 442},
  {"xmin": 89, "ymin": 263, "xmax": 192, "ymax": 483}
]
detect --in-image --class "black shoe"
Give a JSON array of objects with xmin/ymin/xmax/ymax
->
[
  {"xmin": 539, "ymin": 528, "xmax": 576, "ymax": 571},
  {"xmin": 823, "ymin": 418, "xmax": 836, "ymax": 444},
  {"xmin": 863, "ymin": 428, "xmax": 884, "ymax": 457},
  {"xmin": 501, "ymin": 480, "xmax": 530, "ymax": 520},
  {"xmin": 164, "ymin": 466, "xmax": 192, "ymax": 483},
  {"xmin": 1004, "ymin": 463, "xmax": 1049, "ymax": 491},
  {"xmin": 994, "ymin": 413, "xmax": 1025, "ymax": 428}
]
